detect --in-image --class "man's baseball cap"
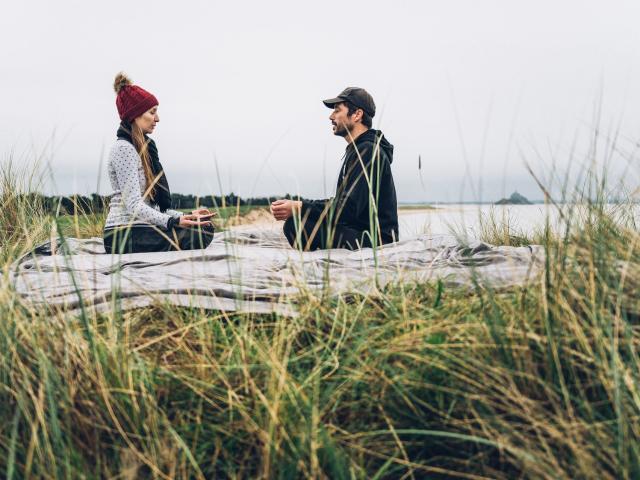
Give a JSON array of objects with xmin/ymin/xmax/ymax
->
[{"xmin": 323, "ymin": 87, "xmax": 376, "ymax": 117}]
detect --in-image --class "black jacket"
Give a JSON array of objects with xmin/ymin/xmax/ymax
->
[{"xmin": 301, "ymin": 129, "xmax": 399, "ymax": 243}]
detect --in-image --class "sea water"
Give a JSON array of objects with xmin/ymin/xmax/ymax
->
[{"xmin": 397, "ymin": 204, "xmax": 637, "ymax": 241}]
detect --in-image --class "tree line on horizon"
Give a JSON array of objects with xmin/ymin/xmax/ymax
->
[{"xmin": 16, "ymin": 192, "xmax": 303, "ymax": 215}]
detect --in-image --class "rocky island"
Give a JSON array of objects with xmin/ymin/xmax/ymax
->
[{"xmin": 495, "ymin": 191, "xmax": 533, "ymax": 205}]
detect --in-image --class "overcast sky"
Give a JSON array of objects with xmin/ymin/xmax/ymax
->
[{"xmin": 1, "ymin": 0, "xmax": 640, "ymax": 202}]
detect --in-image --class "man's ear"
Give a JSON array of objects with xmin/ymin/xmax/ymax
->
[{"xmin": 353, "ymin": 108, "xmax": 364, "ymax": 123}]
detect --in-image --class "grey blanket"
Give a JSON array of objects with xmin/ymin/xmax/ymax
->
[{"xmin": 11, "ymin": 227, "xmax": 543, "ymax": 316}]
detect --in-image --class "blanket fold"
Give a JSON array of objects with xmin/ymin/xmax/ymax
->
[{"xmin": 11, "ymin": 227, "xmax": 543, "ymax": 316}]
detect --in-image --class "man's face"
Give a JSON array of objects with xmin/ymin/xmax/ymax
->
[{"xmin": 329, "ymin": 102, "xmax": 356, "ymax": 137}]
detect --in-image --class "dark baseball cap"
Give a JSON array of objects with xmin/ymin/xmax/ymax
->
[{"xmin": 323, "ymin": 87, "xmax": 376, "ymax": 117}]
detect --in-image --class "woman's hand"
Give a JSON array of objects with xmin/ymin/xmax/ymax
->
[
  {"xmin": 179, "ymin": 213, "xmax": 213, "ymax": 227},
  {"xmin": 191, "ymin": 208, "xmax": 213, "ymax": 216},
  {"xmin": 270, "ymin": 199, "xmax": 302, "ymax": 221}
]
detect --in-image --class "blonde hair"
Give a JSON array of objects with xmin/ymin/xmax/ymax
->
[{"xmin": 130, "ymin": 121, "xmax": 157, "ymax": 201}]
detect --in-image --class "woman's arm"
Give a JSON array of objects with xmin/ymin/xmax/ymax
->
[{"xmin": 112, "ymin": 142, "xmax": 174, "ymax": 229}]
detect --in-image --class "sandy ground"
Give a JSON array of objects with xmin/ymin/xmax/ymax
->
[{"xmin": 225, "ymin": 209, "xmax": 277, "ymax": 227}]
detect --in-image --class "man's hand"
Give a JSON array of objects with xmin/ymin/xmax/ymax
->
[{"xmin": 270, "ymin": 199, "xmax": 302, "ymax": 221}]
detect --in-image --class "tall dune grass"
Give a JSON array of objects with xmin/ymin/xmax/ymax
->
[
  {"xmin": 0, "ymin": 159, "xmax": 51, "ymax": 262},
  {"xmin": 0, "ymin": 157, "xmax": 639, "ymax": 479}
]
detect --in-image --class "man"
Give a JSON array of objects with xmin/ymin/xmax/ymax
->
[{"xmin": 271, "ymin": 87, "xmax": 398, "ymax": 250}]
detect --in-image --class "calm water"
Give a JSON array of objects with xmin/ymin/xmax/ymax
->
[{"xmin": 397, "ymin": 204, "xmax": 636, "ymax": 240}]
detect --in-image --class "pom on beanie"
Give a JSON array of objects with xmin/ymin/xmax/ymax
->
[
  {"xmin": 113, "ymin": 72, "xmax": 159, "ymax": 122},
  {"xmin": 113, "ymin": 72, "xmax": 132, "ymax": 94}
]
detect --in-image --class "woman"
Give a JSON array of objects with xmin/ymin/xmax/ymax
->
[{"xmin": 103, "ymin": 72, "xmax": 215, "ymax": 253}]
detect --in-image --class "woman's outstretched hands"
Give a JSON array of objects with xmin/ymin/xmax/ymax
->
[
  {"xmin": 179, "ymin": 210, "xmax": 216, "ymax": 227},
  {"xmin": 191, "ymin": 208, "xmax": 212, "ymax": 216},
  {"xmin": 270, "ymin": 199, "xmax": 302, "ymax": 221}
]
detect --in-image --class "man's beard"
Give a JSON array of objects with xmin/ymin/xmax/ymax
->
[{"xmin": 333, "ymin": 122, "xmax": 350, "ymax": 137}]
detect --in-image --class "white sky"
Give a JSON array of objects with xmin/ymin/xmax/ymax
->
[{"xmin": 1, "ymin": 0, "xmax": 640, "ymax": 202}]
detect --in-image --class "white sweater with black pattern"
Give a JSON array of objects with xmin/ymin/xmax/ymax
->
[{"xmin": 104, "ymin": 140, "xmax": 182, "ymax": 229}]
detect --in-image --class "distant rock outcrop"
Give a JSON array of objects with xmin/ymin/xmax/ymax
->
[{"xmin": 495, "ymin": 191, "xmax": 532, "ymax": 205}]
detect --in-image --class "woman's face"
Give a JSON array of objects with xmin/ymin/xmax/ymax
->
[{"xmin": 134, "ymin": 105, "xmax": 159, "ymax": 134}]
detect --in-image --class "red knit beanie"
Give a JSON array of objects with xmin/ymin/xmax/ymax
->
[{"xmin": 113, "ymin": 72, "xmax": 159, "ymax": 122}]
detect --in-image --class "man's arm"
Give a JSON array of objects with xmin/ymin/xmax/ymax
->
[
  {"xmin": 335, "ymin": 146, "xmax": 390, "ymax": 225},
  {"xmin": 300, "ymin": 198, "xmax": 332, "ymax": 217},
  {"xmin": 271, "ymin": 197, "xmax": 334, "ymax": 221}
]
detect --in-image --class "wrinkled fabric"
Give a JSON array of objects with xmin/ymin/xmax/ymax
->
[{"xmin": 11, "ymin": 227, "xmax": 543, "ymax": 317}]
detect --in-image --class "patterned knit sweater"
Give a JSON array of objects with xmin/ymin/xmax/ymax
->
[{"xmin": 104, "ymin": 140, "xmax": 182, "ymax": 229}]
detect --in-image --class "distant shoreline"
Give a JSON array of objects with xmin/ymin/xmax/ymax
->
[
  {"xmin": 398, "ymin": 201, "xmax": 546, "ymax": 206},
  {"xmin": 397, "ymin": 204, "xmax": 437, "ymax": 211}
]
